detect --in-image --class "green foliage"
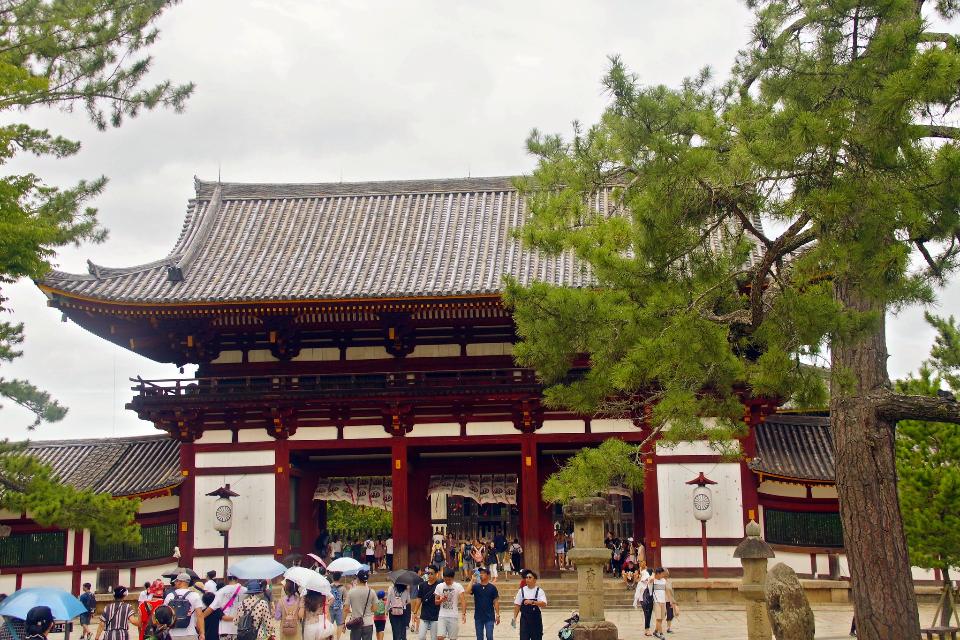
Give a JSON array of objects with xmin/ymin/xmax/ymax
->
[
  {"xmin": 507, "ymin": 1, "xmax": 960, "ymax": 448},
  {"xmin": 541, "ymin": 438, "xmax": 644, "ymax": 504},
  {"xmin": 896, "ymin": 316, "xmax": 960, "ymax": 572},
  {"xmin": 326, "ymin": 501, "xmax": 392, "ymax": 537},
  {"xmin": 0, "ymin": 0, "xmax": 193, "ymax": 428},
  {"xmin": 0, "ymin": 440, "xmax": 141, "ymax": 544}
]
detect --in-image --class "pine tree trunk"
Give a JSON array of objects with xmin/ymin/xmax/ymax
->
[{"xmin": 830, "ymin": 279, "xmax": 920, "ymax": 640}]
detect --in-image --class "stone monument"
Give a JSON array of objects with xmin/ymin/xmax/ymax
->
[
  {"xmin": 733, "ymin": 519, "xmax": 775, "ymax": 640},
  {"xmin": 764, "ymin": 562, "xmax": 815, "ymax": 640},
  {"xmin": 564, "ymin": 496, "xmax": 619, "ymax": 640}
]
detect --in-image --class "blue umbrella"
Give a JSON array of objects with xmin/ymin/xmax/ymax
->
[
  {"xmin": 0, "ymin": 587, "xmax": 86, "ymax": 620},
  {"xmin": 227, "ymin": 556, "xmax": 287, "ymax": 579},
  {"xmin": 342, "ymin": 563, "xmax": 370, "ymax": 577}
]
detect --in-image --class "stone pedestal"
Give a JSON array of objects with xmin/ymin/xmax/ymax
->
[
  {"xmin": 564, "ymin": 497, "xmax": 618, "ymax": 640},
  {"xmin": 734, "ymin": 520, "xmax": 775, "ymax": 640}
]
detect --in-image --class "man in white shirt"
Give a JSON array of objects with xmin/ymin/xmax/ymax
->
[
  {"xmin": 332, "ymin": 537, "xmax": 343, "ymax": 558},
  {"xmin": 385, "ymin": 537, "xmax": 394, "ymax": 571},
  {"xmin": 511, "ymin": 571, "xmax": 547, "ymax": 640},
  {"xmin": 164, "ymin": 573, "xmax": 205, "ymax": 640},
  {"xmin": 364, "ymin": 539, "xmax": 376, "ymax": 571},
  {"xmin": 205, "ymin": 574, "xmax": 246, "ymax": 640},
  {"xmin": 435, "ymin": 568, "xmax": 466, "ymax": 640},
  {"xmin": 651, "ymin": 568, "xmax": 668, "ymax": 639},
  {"xmin": 203, "ymin": 571, "xmax": 218, "ymax": 593}
]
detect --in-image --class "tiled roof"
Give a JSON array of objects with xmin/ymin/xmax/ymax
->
[
  {"xmin": 750, "ymin": 414, "xmax": 835, "ymax": 483},
  {"xmin": 41, "ymin": 176, "xmax": 761, "ymax": 305},
  {"xmin": 23, "ymin": 435, "xmax": 181, "ymax": 497}
]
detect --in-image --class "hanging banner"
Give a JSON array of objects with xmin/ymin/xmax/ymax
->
[
  {"xmin": 427, "ymin": 474, "xmax": 518, "ymax": 505},
  {"xmin": 313, "ymin": 476, "xmax": 392, "ymax": 511}
]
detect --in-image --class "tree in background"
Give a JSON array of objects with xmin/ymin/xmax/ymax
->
[
  {"xmin": 1, "ymin": 0, "xmax": 193, "ymax": 428},
  {"xmin": 506, "ymin": 2, "xmax": 960, "ymax": 637},
  {"xmin": 0, "ymin": 0, "xmax": 192, "ymax": 543},
  {"xmin": 897, "ymin": 315, "xmax": 960, "ymax": 627},
  {"xmin": 541, "ymin": 438, "xmax": 645, "ymax": 504},
  {"xmin": 326, "ymin": 502, "xmax": 392, "ymax": 539}
]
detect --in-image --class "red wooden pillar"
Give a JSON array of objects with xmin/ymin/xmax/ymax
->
[
  {"xmin": 178, "ymin": 442, "xmax": 196, "ymax": 568},
  {"xmin": 740, "ymin": 405, "xmax": 762, "ymax": 527},
  {"xmin": 520, "ymin": 435, "xmax": 542, "ymax": 572},
  {"xmin": 275, "ymin": 440, "xmax": 291, "ymax": 558},
  {"xmin": 642, "ymin": 450, "xmax": 660, "ymax": 568},
  {"xmin": 298, "ymin": 469, "xmax": 319, "ymax": 555},
  {"xmin": 71, "ymin": 529, "xmax": 84, "ymax": 593},
  {"xmin": 391, "ymin": 438, "xmax": 410, "ymax": 569}
]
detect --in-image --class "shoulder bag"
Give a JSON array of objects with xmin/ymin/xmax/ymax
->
[{"xmin": 345, "ymin": 589, "xmax": 372, "ymax": 630}]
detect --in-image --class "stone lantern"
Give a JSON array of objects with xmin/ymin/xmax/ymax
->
[
  {"xmin": 563, "ymin": 496, "xmax": 618, "ymax": 640},
  {"xmin": 734, "ymin": 519, "xmax": 775, "ymax": 640}
]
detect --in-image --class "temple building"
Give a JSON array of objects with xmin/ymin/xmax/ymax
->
[{"xmin": 2, "ymin": 176, "xmax": 865, "ymax": 591}]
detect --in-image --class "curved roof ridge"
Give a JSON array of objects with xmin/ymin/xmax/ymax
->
[{"xmin": 196, "ymin": 175, "xmax": 520, "ymax": 200}]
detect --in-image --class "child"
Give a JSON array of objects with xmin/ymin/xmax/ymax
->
[
  {"xmin": 78, "ymin": 583, "xmax": 97, "ymax": 640},
  {"xmin": 652, "ymin": 567, "xmax": 667, "ymax": 639},
  {"xmin": 373, "ymin": 590, "xmax": 387, "ymax": 640}
]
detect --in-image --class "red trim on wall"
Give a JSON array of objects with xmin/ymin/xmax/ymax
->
[
  {"xmin": 193, "ymin": 545, "xmax": 276, "ymax": 557},
  {"xmin": 178, "ymin": 442, "xmax": 196, "ymax": 567},
  {"xmin": 654, "ymin": 454, "xmax": 726, "ymax": 464},
  {"xmin": 643, "ymin": 452, "xmax": 660, "ymax": 567},
  {"xmin": 740, "ymin": 422, "xmax": 761, "ymax": 527},
  {"xmin": 194, "ymin": 442, "xmax": 276, "ymax": 452},
  {"xmin": 274, "ymin": 440, "xmax": 291, "ymax": 559},
  {"xmin": 136, "ymin": 509, "xmax": 180, "ymax": 525},
  {"xmin": 195, "ymin": 465, "xmax": 275, "ymax": 476},
  {"xmin": 659, "ymin": 537, "xmax": 744, "ymax": 546},
  {"xmin": 519, "ymin": 435, "xmax": 542, "ymax": 572},
  {"xmin": 15, "ymin": 574, "xmax": 22, "ymax": 590}
]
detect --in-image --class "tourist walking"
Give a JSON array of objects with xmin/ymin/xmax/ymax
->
[
  {"xmin": 492, "ymin": 531, "xmax": 507, "ymax": 576},
  {"xmin": 204, "ymin": 572, "xmax": 218, "ymax": 593},
  {"xmin": 508, "ymin": 540, "xmax": 522, "ymax": 578},
  {"xmin": 412, "ymin": 565, "xmax": 441, "ymax": 640},
  {"xmin": 431, "ymin": 542, "xmax": 446, "ymax": 571},
  {"xmin": 343, "ymin": 569, "xmax": 375, "ymax": 640},
  {"xmin": 553, "ymin": 530, "xmax": 566, "ymax": 571},
  {"xmin": 201, "ymin": 593, "xmax": 220, "ymax": 640},
  {"xmin": 96, "ymin": 587, "xmax": 141, "ymax": 640},
  {"xmin": 329, "ymin": 572, "xmax": 348, "ymax": 640},
  {"xmin": 663, "ymin": 570, "xmax": 678, "ymax": 634},
  {"xmin": 651, "ymin": 568, "xmax": 668, "ymax": 639},
  {"xmin": 234, "ymin": 581, "xmax": 272, "ymax": 640},
  {"xmin": 164, "ymin": 573, "xmax": 204, "ymax": 640},
  {"xmin": 385, "ymin": 583, "xmax": 411, "ymax": 640},
  {"xmin": 79, "ymin": 582, "xmax": 97, "ymax": 640},
  {"xmin": 138, "ymin": 581, "xmax": 166, "ymax": 640},
  {"xmin": 364, "ymin": 539, "xmax": 376, "ymax": 571},
  {"xmin": 467, "ymin": 568, "xmax": 499, "ymax": 640},
  {"xmin": 633, "ymin": 564, "xmax": 654, "ymax": 636},
  {"xmin": 372, "ymin": 591, "xmax": 387, "ymax": 640},
  {"xmin": 302, "ymin": 588, "xmax": 332, "ymax": 640},
  {"xmin": 332, "ymin": 537, "xmax": 343, "ymax": 559},
  {"xmin": 275, "ymin": 580, "xmax": 303, "ymax": 640},
  {"xmin": 209, "ymin": 573, "xmax": 245, "ymax": 640},
  {"xmin": 511, "ymin": 571, "xmax": 546, "ymax": 640},
  {"xmin": 435, "ymin": 569, "xmax": 465, "ymax": 640},
  {"xmin": 375, "ymin": 538, "xmax": 385, "ymax": 571},
  {"xmin": 385, "ymin": 537, "xmax": 394, "ymax": 571}
]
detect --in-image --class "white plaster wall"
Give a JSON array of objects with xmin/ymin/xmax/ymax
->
[
  {"xmin": 811, "ymin": 485, "xmax": 838, "ymax": 499},
  {"xmin": 655, "ymin": 440, "xmax": 739, "ymax": 456},
  {"xmin": 660, "ymin": 545, "xmax": 741, "ymax": 569},
  {"xmin": 409, "ymin": 423, "xmax": 460, "ymax": 438},
  {"xmin": 409, "ymin": 344, "xmax": 460, "ymax": 358},
  {"xmin": 773, "ymin": 551, "xmax": 814, "ymax": 575},
  {"xmin": 289, "ymin": 426, "xmax": 338, "ymax": 441},
  {"xmin": 0, "ymin": 575, "xmax": 16, "ymax": 593},
  {"xmin": 21, "ymin": 571, "xmax": 72, "ymax": 591},
  {"xmin": 249, "ymin": 349, "xmax": 279, "ymax": 363},
  {"xmin": 658, "ymin": 463, "xmax": 743, "ymax": 538},
  {"xmin": 137, "ymin": 562, "xmax": 179, "ymax": 583},
  {"xmin": 757, "ymin": 481, "xmax": 807, "ymax": 498},
  {"xmin": 194, "ymin": 474, "xmax": 275, "ymax": 550},
  {"xmin": 344, "ymin": 425, "xmax": 386, "ymax": 440},
  {"xmin": 138, "ymin": 495, "xmax": 180, "ymax": 514},
  {"xmin": 292, "ymin": 348, "xmax": 340, "ymax": 362},
  {"xmin": 346, "ymin": 346, "xmax": 390, "ymax": 360},
  {"xmin": 591, "ymin": 419, "xmax": 638, "ymax": 433},
  {"xmin": 66, "ymin": 531, "xmax": 75, "ymax": 565},
  {"xmin": 81, "ymin": 529, "xmax": 90, "ymax": 564},
  {"xmin": 539, "ymin": 420, "xmax": 585, "ymax": 435},
  {"xmin": 196, "ymin": 450, "xmax": 275, "ymax": 468},
  {"xmin": 81, "ymin": 570, "xmax": 97, "ymax": 589},
  {"xmin": 210, "ymin": 351, "xmax": 243, "ymax": 364},
  {"xmin": 466, "ymin": 421, "xmax": 517, "ymax": 436},
  {"xmin": 195, "ymin": 430, "xmax": 233, "ymax": 444},
  {"xmin": 465, "ymin": 343, "xmax": 513, "ymax": 357},
  {"xmin": 238, "ymin": 431, "xmax": 274, "ymax": 443}
]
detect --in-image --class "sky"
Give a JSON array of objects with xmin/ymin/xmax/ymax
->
[{"xmin": 3, "ymin": 0, "xmax": 960, "ymax": 441}]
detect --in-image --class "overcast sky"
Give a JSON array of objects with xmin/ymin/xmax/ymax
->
[{"xmin": 4, "ymin": 1, "xmax": 959, "ymax": 441}]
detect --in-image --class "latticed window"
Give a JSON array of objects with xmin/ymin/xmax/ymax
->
[
  {"xmin": 0, "ymin": 531, "xmax": 66, "ymax": 567},
  {"xmin": 90, "ymin": 522, "xmax": 177, "ymax": 563},
  {"xmin": 764, "ymin": 508, "xmax": 844, "ymax": 548}
]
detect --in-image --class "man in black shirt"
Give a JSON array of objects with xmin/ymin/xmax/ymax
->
[
  {"xmin": 413, "ymin": 564, "xmax": 442, "ymax": 640},
  {"xmin": 467, "ymin": 568, "xmax": 499, "ymax": 640}
]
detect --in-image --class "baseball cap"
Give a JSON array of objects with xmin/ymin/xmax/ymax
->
[
  {"xmin": 356, "ymin": 569, "xmax": 370, "ymax": 582},
  {"xmin": 176, "ymin": 572, "xmax": 191, "ymax": 583},
  {"xmin": 245, "ymin": 580, "xmax": 264, "ymax": 594}
]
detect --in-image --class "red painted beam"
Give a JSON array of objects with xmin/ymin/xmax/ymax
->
[
  {"xmin": 643, "ymin": 452, "xmax": 660, "ymax": 568},
  {"xmin": 193, "ymin": 545, "xmax": 275, "ymax": 557},
  {"xmin": 195, "ymin": 465, "xmax": 275, "ymax": 476},
  {"xmin": 71, "ymin": 529, "xmax": 84, "ymax": 593}
]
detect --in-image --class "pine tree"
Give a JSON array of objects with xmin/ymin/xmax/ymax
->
[
  {"xmin": 0, "ymin": 0, "xmax": 192, "ymax": 543},
  {"xmin": 506, "ymin": 2, "xmax": 960, "ymax": 637}
]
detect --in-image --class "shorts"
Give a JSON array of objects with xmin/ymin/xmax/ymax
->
[
  {"xmin": 666, "ymin": 603, "xmax": 674, "ymax": 621},
  {"xmin": 374, "ymin": 620, "xmax": 386, "ymax": 633},
  {"xmin": 418, "ymin": 619, "xmax": 438, "ymax": 640},
  {"xmin": 487, "ymin": 564, "xmax": 498, "ymax": 579},
  {"xmin": 555, "ymin": 543, "xmax": 565, "ymax": 554},
  {"xmin": 464, "ymin": 558, "xmax": 475, "ymax": 571},
  {"xmin": 331, "ymin": 608, "xmax": 344, "ymax": 625},
  {"xmin": 436, "ymin": 618, "xmax": 459, "ymax": 639},
  {"xmin": 654, "ymin": 602, "xmax": 666, "ymax": 621},
  {"xmin": 80, "ymin": 613, "xmax": 92, "ymax": 625}
]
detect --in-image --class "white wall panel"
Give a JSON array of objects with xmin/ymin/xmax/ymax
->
[
  {"xmin": 248, "ymin": 350, "xmax": 278, "ymax": 363},
  {"xmin": 811, "ymin": 485, "xmax": 837, "ymax": 499},
  {"xmin": 658, "ymin": 463, "xmax": 743, "ymax": 538},
  {"xmin": 289, "ymin": 427, "xmax": 338, "ymax": 441},
  {"xmin": 196, "ymin": 450, "xmax": 275, "ymax": 468},
  {"xmin": 539, "ymin": 420, "xmax": 585, "ymax": 435},
  {"xmin": 21, "ymin": 571, "xmax": 72, "ymax": 591},
  {"xmin": 344, "ymin": 425, "xmax": 386, "ymax": 440},
  {"xmin": 409, "ymin": 344, "xmax": 460, "ymax": 358},
  {"xmin": 591, "ymin": 419, "xmax": 638, "ymax": 433},
  {"xmin": 655, "ymin": 440, "xmax": 739, "ymax": 456},
  {"xmin": 238, "ymin": 430, "xmax": 274, "ymax": 443},
  {"xmin": 465, "ymin": 343, "xmax": 513, "ymax": 357},
  {"xmin": 660, "ymin": 545, "xmax": 741, "ymax": 569},
  {"xmin": 466, "ymin": 421, "xmax": 517, "ymax": 436},
  {"xmin": 0, "ymin": 575, "xmax": 16, "ymax": 593},
  {"xmin": 292, "ymin": 348, "xmax": 340, "ymax": 362},
  {"xmin": 196, "ymin": 430, "xmax": 233, "ymax": 444},
  {"xmin": 345, "ymin": 346, "xmax": 390, "ymax": 360},
  {"xmin": 194, "ymin": 474, "xmax": 275, "ymax": 550},
  {"xmin": 139, "ymin": 495, "xmax": 179, "ymax": 514},
  {"xmin": 772, "ymin": 551, "xmax": 813, "ymax": 575},
  {"xmin": 409, "ymin": 423, "xmax": 460, "ymax": 438},
  {"xmin": 81, "ymin": 529, "xmax": 90, "ymax": 564},
  {"xmin": 210, "ymin": 351, "xmax": 243, "ymax": 364}
]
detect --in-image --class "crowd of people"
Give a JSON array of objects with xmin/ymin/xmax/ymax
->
[{"xmin": 425, "ymin": 531, "xmax": 524, "ymax": 583}]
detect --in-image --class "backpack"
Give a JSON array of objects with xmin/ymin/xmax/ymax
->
[
  {"xmin": 280, "ymin": 599, "xmax": 299, "ymax": 637},
  {"xmin": 387, "ymin": 589, "xmax": 406, "ymax": 617},
  {"xmin": 330, "ymin": 585, "xmax": 345, "ymax": 613},
  {"xmin": 79, "ymin": 592, "xmax": 96, "ymax": 612},
  {"xmin": 236, "ymin": 597, "xmax": 262, "ymax": 640},
  {"xmin": 432, "ymin": 548, "xmax": 444, "ymax": 564},
  {"xmin": 168, "ymin": 592, "xmax": 193, "ymax": 630}
]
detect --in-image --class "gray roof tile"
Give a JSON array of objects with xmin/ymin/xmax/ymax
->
[{"xmin": 750, "ymin": 414, "xmax": 835, "ymax": 482}]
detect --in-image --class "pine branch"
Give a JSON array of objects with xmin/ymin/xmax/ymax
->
[
  {"xmin": 910, "ymin": 124, "xmax": 960, "ymax": 139},
  {"xmin": 875, "ymin": 389, "xmax": 960, "ymax": 423}
]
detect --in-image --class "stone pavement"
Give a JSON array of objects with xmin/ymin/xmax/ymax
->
[{"xmin": 384, "ymin": 604, "xmax": 940, "ymax": 640}]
